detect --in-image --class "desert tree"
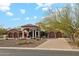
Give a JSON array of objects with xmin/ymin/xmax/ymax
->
[{"xmin": 37, "ymin": 4, "xmax": 79, "ymax": 43}]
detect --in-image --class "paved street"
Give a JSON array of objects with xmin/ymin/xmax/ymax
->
[{"xmin": 0, "ymin": 49, "xmax": 79, "ymax": 56}]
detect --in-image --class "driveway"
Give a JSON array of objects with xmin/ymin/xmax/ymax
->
[{"xmin": 37, "ymin": 38, "xmax": 72, "ymax": 49}]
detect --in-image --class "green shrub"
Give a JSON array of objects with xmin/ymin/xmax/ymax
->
[
  {"xmin": 18, "ymin": 40, "xmax": 34, "ymax": 45},
  {"xmin": 36, "ymin": 38, "xmax": 40, "ymax": 41},
  {"xmin": 27, "ymin": 41, "xmax": 34, "ymax": 44},
  {"xmin": 18, "ymin": 40, "xmax": 26, "ymax": 45}
]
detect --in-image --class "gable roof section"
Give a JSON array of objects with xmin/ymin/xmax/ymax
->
[{"xmin": 21, "ymin": 24, "xmax": 38, "ymax": 27}]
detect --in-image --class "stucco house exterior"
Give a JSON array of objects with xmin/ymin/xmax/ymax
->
[
  {"xmin": 48, "ymin": 31, "xmax": 63, "ymax": 38},
  {"xmin": 7, "ymin": 24, "xmax": 41, "ymax": 39},
  {"xmin": 6, "ymin": 24, "xmax": 63, "ymax": 39}
]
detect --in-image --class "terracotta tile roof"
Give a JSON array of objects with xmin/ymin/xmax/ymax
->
[
  {"xmin": 21, "ymin": 24, "xmax": 38, "ymax": 27},
  {"xmin": 7, "ymin": 28, "xmax": 21, "ymax": 33},
  {"xmin": 7, "ymin": 24, "xmax": 40, "ymax": 33}
]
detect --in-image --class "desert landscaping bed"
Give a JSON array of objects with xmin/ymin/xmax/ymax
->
[
  {"xmin": 65, "ymin": 38, "xmax": 79, "ymax": 49},
  {"xmin": 0, "ymin": 39, "xmax": 47, "ymax": 47}
]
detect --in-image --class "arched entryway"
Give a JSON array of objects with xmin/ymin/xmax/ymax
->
[
  {"xmin": 7, "ymin": 29, "xmax": 19, "ymax": 39},
  {"xmin": 56, "ymin": 32, "xmax": 62, "ymax": 38},
  {"xmin": 48, "ymin": 32, "xmax": 55, "ymax": 38},
  {"xmin": 14, "ymin": 32, "xmax": 18, "ymax": 38},
  {"xmin": 24, "ymin": 32, "xmax": 27, "ymax": 38},
  {"xmin": 22, "ymin": 29, "xmax": 28, "ymax": 38},
  {"xmin": 8, "ymin": 32, "xmax": 13, "ymax": 38}
]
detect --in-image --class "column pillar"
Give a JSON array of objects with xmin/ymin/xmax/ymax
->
[
  {"xmin": 22, "ymin": 31, "xmax": 24, "ymax": 39},
  {"xmin": 38, "ymin": 31, "xmax": 40, "ymax": 38},
  {"xmin": 17, "ymin": 32, "xmax": 19, "ymax": 39},
  {"xmin": 48, "ymin": 32, "xmax": 49, "ymax": 38},
  {"xmin": 12, "ymin": 32, "xmax": 14, "ymax": 39},
  {"xmin": 35, "ymin": 30, "xmax": 36, "ymax": 38},
  {"xmin": 54, "ymin": 32, "xmax": 56, "ymax": 38},
  {"xmin": 27, "ymin": 31, "xmax": 29, "ymax": 38},
  {"xmin": 21, "ymin": 28, "xmax": 24, "ymax": 39},
  {"xmin": 32, "ymin": 30, "xmax": 34, "ymax": 38}
]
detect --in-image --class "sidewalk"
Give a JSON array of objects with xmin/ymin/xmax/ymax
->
[
  {"xmin": 0, "ymin": 47, "xmax": 79, "ymax": 52},
  {"xmin": 37, "ymin": 38, "xmax": 72, "ymax": 49}
]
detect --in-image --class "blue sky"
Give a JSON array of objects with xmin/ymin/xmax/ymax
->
[{"xmin": 0, "ymin": 3, "xmax": 65, "ymax": 28}]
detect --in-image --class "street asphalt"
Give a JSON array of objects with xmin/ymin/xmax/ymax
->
[{"xmin": 0, "ymin": 49, "xmax": 79, "ymax": 56}]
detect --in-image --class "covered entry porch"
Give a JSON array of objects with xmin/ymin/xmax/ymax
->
[{"xmin": 7, "ymin": 29, "xmax": 41, "ymax": 39}]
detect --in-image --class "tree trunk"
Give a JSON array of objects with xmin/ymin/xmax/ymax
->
[{"xmin": 71, "ymin": 33, "xmax": 76, "ymax": 43}]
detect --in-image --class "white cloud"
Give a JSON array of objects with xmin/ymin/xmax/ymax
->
[
  {"xmin": 0, "ymin": 0, "xmax": 11, "ymax": 12},
  {"xmin": 41, "ymin": 16, "xmax": 45, "ymax": 19},
  {"xmin": 35, "ymin": 3, "xmax": 44, "ymax": 9},
  {"xmin": 12, "ymin": 18, "xmax": 20, "ymax": 21},
  {"xmin": 33, "ymin": 16, "xmax": 37, "ymax": 19},
  {"xmin": 26, "ymin": 17, "xmax": 30, "ymax": 20},
  {"xmin": 6, "ymin": 11, "xmax": 14, "ymax": 16},
  {"xmin": 20, "ymin": 9, "xmax": 26, "ymax": 14},
  {"xmin": 0, "ymin": 6, "xmax": 10, "ymax": 12},
  {"xmin": 36, "ymin": 3, "xmax": 53, "ymax": 10},
  {"xmin": 0, "ymin": 0, "xmax": 14, "ymax": 16},
  {"xmin": 42, "ymin": 7, "xmax": 49, "ymax": 11}
]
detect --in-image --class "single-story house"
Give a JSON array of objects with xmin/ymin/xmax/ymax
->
[
  {"xmin": 7, "ymin": 24, "xmax": 41, "ymax": 39},
  {"xmin": 6, "ymin": 24, "xmax": 63, "ymax": 39}
]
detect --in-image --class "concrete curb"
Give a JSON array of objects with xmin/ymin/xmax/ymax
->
[{"xmin": 0, "ymin": 47, "xmax": 79, "ymax": 51}]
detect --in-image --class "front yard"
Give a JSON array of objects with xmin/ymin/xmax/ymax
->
[
  {"xmin": 66, "ymin": 38, "xmax": 79, "ymax": 49},
  {"xmin": 0, "ymin": 38, "xmax": 79, "ymax": 49},
  {"xmin": 0, "ymin": 39, "xmax": 47, "ymax": 47}
]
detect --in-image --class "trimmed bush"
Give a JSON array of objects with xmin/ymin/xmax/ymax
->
[
  {"xmin": 18, "ymin": 40, "xmax": 34, "ymax": 45},
  {"xmin": 36, "ymin": 38, "xmax": 40, "ymax": 41}
]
